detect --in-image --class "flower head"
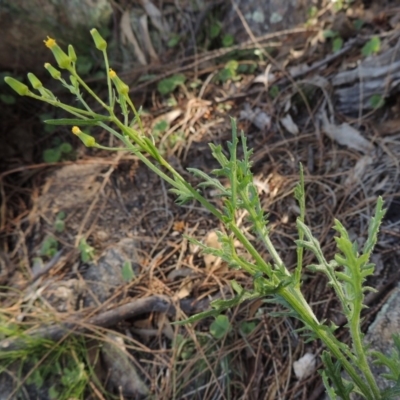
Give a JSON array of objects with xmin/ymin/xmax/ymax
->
[
  {"xmin": 90, "ymin": 29, "xmax": 107, "ymax": 51},
  {"xmin": 44, "ymin": 36, "xmax": 72, "ymax": 70},
  {"xmin": 4, "ymin": 77, "xmax": 31, "ymax": 96},
  {"xmin": 44, "ymin": 36, "xmax": 56, "ymax": 48},
  {"xmin": 109, "ymin": 69, "xmax": 129, "ymax": 95},
  {"xmin": 27, "ymin": 73, "xmax": 43, "ymax": 90},
  {"xmin": 44, "ymin": 63, "xmax": 62, "ymax": 80},
  {"xmin": 109, "ymin": 69, "xmax": 116, "ymax": 79},
  {"xmin": 72, "ymin": 126, "xmax": 96, "ymax": 147}
]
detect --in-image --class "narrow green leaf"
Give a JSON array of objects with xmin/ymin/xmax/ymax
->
[
  {"xmin": 173, "ymin": 309, "xmax": 220, "ymax": 325},
  {"xmin": 45, "ymin": 117, "xmax": 109, "ymax": 125}
]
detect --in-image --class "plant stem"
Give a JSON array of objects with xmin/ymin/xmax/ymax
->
[
  {"xmin": 349, "ymin": 298, "xmax": 380, "ymax": 397},
  {"xmin": 281, "ymin": 285, "xmax": 375, "ymax": 399}
]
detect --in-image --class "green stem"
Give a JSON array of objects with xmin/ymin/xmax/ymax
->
[
  {"xmin": 109, "ymin": 117, "xmax": 224, "ymax": 220},
  {"xmin": 280, "ymin": 285, "xmax": 375, "ymax": 399},
  {"xmin": 102, "ymin": 49, "xmax": 113, "ymax": 108},
  {"xmin": 70, "ymin": 70, "xmax": 109, "ymax": 111},
  {"xmin": 295, "ymin": 164, "xmax": 306, "ymax": 287},
  {"xmin": 27, "ymin": 93, "xmax": 97, "ymax": 119},
  {"xmin": 242, "ymin": 194, "xmax": 287, "ymax": 272},
  {"xmin": 229, "ymin": 223, "xmax": 273, "ymax": 277},
  {"xmin": 349, "ymin": 296, "xmax": 380, "ymax": 397}
]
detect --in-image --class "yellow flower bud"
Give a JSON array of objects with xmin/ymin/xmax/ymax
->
[
  {"xmin": 44, "ymin": 63, "xmax": 62, "ymax": 80},
  {"xmin": 43, "ymin": 36, "xmax": 72, "ymax": 70},
  {"xmin": 90, "ymin": 28, "xmax": 107, "ymax": 51},
  {"xmin": 109, "ymin": 69, "xmax": 116, "ymax": 79},
  {"xmin": 4, "ymin": 77, "xmax": 31, "ymax": 96},
  {"xmin": 109, "ymin": 69, "xmax": 129, "ymax": 95},
  {"xmin": 44, "ymin": 37, "xmax": 56, "ymax": 49},
  {"xmin": 72, "ymin": 126, "xmax": 96, "ymax": 147},
  {"xmin": 27, "ymin": 73, "xmax": 43, "ymax": 90}
]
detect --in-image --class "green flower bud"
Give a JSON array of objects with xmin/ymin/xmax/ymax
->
[
  {"xmin": 109, "ymin": 69, "xmax": 129, "ymax": 95},
  {"xmin": 44, "ymin": 37, "xmax": 72, "ymax": 70},
  {"xmin": 27, "ymin": 73, "xmax": 43, "ymax": 90},
  {"xmin": 72, "ymin": 126, "xmax": 96, "ymax": 147},
  {"xmin": 68, "ymin": 45, "xmax": 77, "ymax": 62},
  {"xmin": 4, "ymin": 77, "xmax": 31, "ymax": 96},
  {"xmin": 90, "ymin": 28, "xmax": 107, "ymax": 51},
  {"xmin": 44, "ymin": 63, "xmax": 62, "ymax": 80}
]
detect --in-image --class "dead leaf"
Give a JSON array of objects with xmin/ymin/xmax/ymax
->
[
  {"xmin": 373, "ymin": 175, "xmax": 389, "ymax": 193},
  {"xmin": 174, "ymin": 278, "xmax": 193, "ymax": 300},
  {"xmin": 153, "ymin": 109, "xmax": 182, "ymax": 129},
  {"xmin": 321, "ymin": 112, "xmax": 372, "ymax": 153},
  {"xmin": 239, "ymin": 103, "xmax": 271, "ymax": 130},
  {"xmin": 157, "ymin": 314, "xmax": 174, "ymax": 340},
  {"xmin": 293, "ymin": 353, "xmax": 316, "ymax": 380},
  {"xmin": 280, "ymin": 114, "xmax": 299, "ymax": 135},
  {"xmin": 375, "ymin": 118, "xmax": 400, "ymax": 136},
  {"xmin": 173, "ymin": 220, "xmax": 186, "ymax": 232},
  {"xmin": 344, "ymin": 155, "xmax": 373, "ymax": 187},
  {"xmin": 203, "ymin": 231, "xmax": 222, "ymax": 270},
  {"xmin": 167, "ymin": 267, "xmax": 196, "ymax": 280},
  {"xmin": 253, "ymin": 71, "xmax": 277, "ymax": 85}
]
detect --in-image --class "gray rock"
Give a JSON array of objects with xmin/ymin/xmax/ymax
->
[{"xmin": 82, "ymin": 238, "xmax": 139, "ymax": 306}]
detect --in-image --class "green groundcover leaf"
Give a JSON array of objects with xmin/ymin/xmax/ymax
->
[{"xmin": 210, "ymin": 315, "xmax": 231, "ymax": 339}]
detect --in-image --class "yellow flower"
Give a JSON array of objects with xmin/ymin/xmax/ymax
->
[
  {"xmin": 44, "ymin": 36, "xmax": 56, "ymax": 48},
  {"xmin": 43, "ymin": 36, "xmax": 71, "ymax": 69},
  {"xmin": 71, "ymin": 126, "xmax": 96, "ymax": 147},
  {"xmin": 109, "ymin": 69, "xmax": 129, "ymax": 95}
]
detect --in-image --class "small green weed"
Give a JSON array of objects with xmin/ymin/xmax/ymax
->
[
  {"xmin": 54, "ymin": 211, "xmax": 66, "ymax": 233},
  {"xmin": 370, "ymin": 94, "xmax": 385, "ymax": 110},
  {"xmin": 362, "ymin": 36, "xmax": 381, "ymax": 57},
  {"xmin": 210, "ymin": 315, "xmax": 231, "ymax": 339},
  {"xmin": 215, "ymin": 60, "xmax": 240, "ymax": 83},
  {"xmin": 40, "ymin": 236, "xmax": 58, "ymax": 257},
  {"xmin": 152, "ymin": 119, "xmax": 169, "ymax": 138},
  {"xmin": 0, "ymin": 314, "xmax": 93, "ymax": 400},
  {"xmin": 157, "ymin": 74, "xmax": 186, "ymax": 95},
  {"xmin": 5, "ymin": 29, "xmax": 400, "ymax": 399},
  {"xmin": 323, "ymin": 30, "xmax": 343, "ymax": 53},
  {"xmin": 121, "ymin": 260, "xmax": 135, "ymax": 282},
  {"xmin": 78, "ymin": 238, "xmax": 95, "ymax": 263},
  {"xmin": 43, "ymin": 141, "xmax": 73, "ymax": 163},
  {"xmin": 239, "ymin": 321, "xmax": 257, "ymax": 336},
  {"xmin": 167, "ymin": 33, "xmax": 181, "ymax": 48}
]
